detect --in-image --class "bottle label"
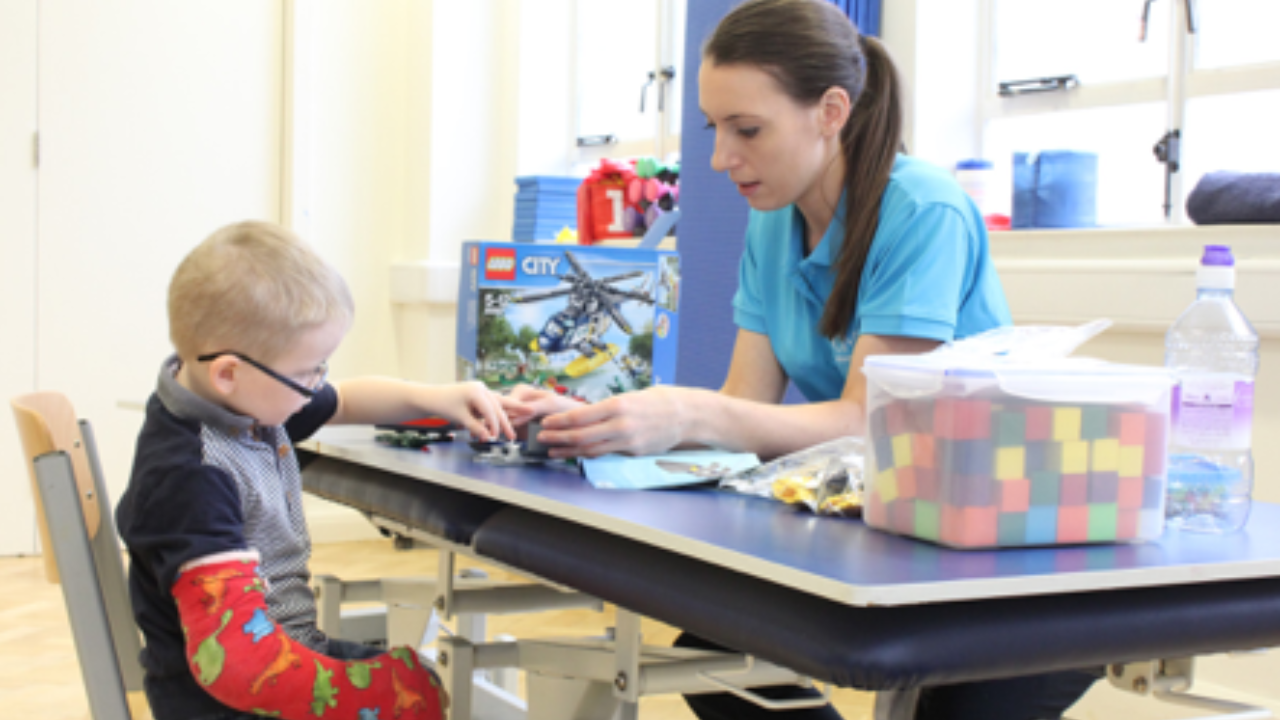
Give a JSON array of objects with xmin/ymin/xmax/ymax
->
[{"xmin": 1172, "ymin": 377, "xmax": 1255, "ymax": 450}]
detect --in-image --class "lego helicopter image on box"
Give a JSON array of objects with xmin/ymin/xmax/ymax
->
[
  {"xmin": 459, "ymin": 240, "xmax": 678, "ymax": 401},
  {"xmin": 511, "ymin": 250, "xmax": 655, "ymax": 378}
]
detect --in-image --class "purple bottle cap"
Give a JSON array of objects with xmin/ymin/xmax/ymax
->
[{"xmin": 1201, "ymin": 245, "xmax": 1234, "ymax": 267}]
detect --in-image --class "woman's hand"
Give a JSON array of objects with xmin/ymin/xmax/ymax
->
[
  {"xmin": 503, "ymin": 384, "xmax": 583, "ymax": 426},
  {"xmin": 535, "ymin": 386, "xmax": 690, "ymax": 458}
]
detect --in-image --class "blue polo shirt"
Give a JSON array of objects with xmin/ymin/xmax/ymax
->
[{"xmin": 732, "ymin": 154, "xmax": 1011, "ymax": 402}]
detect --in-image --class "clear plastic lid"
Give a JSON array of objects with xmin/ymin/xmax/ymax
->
[{"xmin": 863, "ymin": 321, "xmax": 1176, "ymax": 405}]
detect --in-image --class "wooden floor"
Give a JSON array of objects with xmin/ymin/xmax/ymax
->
[{"xmin": 0, "ymin": 539, "xmax": 877, "ymax": 720}]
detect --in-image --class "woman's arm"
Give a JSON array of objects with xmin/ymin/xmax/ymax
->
[{"xmin": 536, "ymin": 330, "xmax": 940, "ymax": 459}]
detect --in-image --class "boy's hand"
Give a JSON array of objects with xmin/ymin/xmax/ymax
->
[{"xmin": 436, "ymin": 382, "xmax": 519, "ymax": 441}]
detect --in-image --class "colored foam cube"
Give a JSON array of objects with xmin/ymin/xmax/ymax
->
[
  {"xmin": 876, "ymin": 467, "xmax": 899, "ymax": 503},
  {"xmin": 1060, "ymin": 474, "xmax": 1088, "ymax": 506},
  {"xmin": 891, "ymin": 499, "xmax": 916, "ymax": 534},
  {"xmin": 907, "ymin": 400, "xmax": 934, "ymax": 434},
  {"xmin": 1053, "ymin": 407, "xmax": 1082, "ymax": 442},
  {"xmin": 892, "ymin": 434, "xmax": 914, "ymax": 467},
  {"xmin": 872, "ymin": 432, "xmax": 895, "ymax": 474},
  {"xmin": 955, "ymin": 440, "xmax": 994, "ymax": 476},
  {"xmin": 1000, "ymin": 478, "xmax": 1031, "ymax": 513},
  {"xmin": 1118, "ymin": 476, "xmax": 1144, "ymax": 509},
  {"xmin": 995, "ymin": 446, "xmax": 1026, "ymax": 480},
  {"xmin": 886, "ymin": 401, "xmax": 911, "ymax": 436},
  {"xmin": 916, "ymin": 467, "xmax": 940, "ymax": 501},
  {"xmin": 940, "ymin": 505, "xmax": 964, "ymax": 546},
  {"xmin": 1030, "ymin": 470, "xmax": 1061, "ymax": 507},
  {"xmin": 1117, "ymin": 509, "xmax": 1139, "ymax": 540},
  {"xmin": 1088, "ymin": 504, "xmax": 1119, "ymax": 542},
  {"xmin": 869, "ymin": 406, "xmax": 889, "ymax": 440},
  {"xmin": 1026, "ymin": 506, "xmax": 1059, "ymax": 544},
  {"xmin": 1025, "ymin": 406, "xmax": 1053, "ymax": 441},
  {"xmin": 996, "ymin": 411, "xmax": 1026, "ymax": 447},
  {"xmin": 933, "ymin": 398, "xmax": 960, "ymax": 439},
  {"xmin": 865, "ymin": 490, "xmax": 887, "ymax": 524},
  {"xmin": 915, "ymin": 501, "xmax": 941, "ymax": 542},
  {"xmin": 1119, "ymin": 445, "xmax": 1144, "ymax": 478},
  {"xmin": 896, "ymin": 466, "xmax": 918, "ymax": 500},
  {"xmin": 913, "ymin": 434, "xmax": 936, "ymax": 468},
  {"xmin": 1061, "ymin": 440, "xmax": 1089, "ymax": 474},
  {"xmin": 1081, "ymin": 406, "xmax": 1111, "ymax": 440},
  {"xmin": 955, "ymin": 400, "xmax": 992, "ymax": 440},
  {"xmin": 949, "ymin": 475, "xmax": 994, "ymax": 507},
  {"xmin": 934, "ymin": 438, "xmax": 955, "ymax": 474},
  {"xmin": 1119, "ymin": 412, "xmax": 1147, "ymax": 446},
  {"xmin": 958, "ymin": 506, "xmax": 999, "ymax": 548},
  {"xmin": 998, "ymin": 512, "xmax": 1028, "ymax": 546},
  {"xmin": 1088, "ymin": 471, "xmax": 1119, "ymax": 504},
  {"xmin": 1057, "ymin": 506, "xmax": 1090, "ymax": 543},
  {"xmin": 1024, "ymin": 441, "xmax": 1047, "ymax": 472},
  {"xmin": 1144, "ymin": 413, "xmax": 1168, "ymax": 475},
  {"xmin": 1091, "ymin": 439, "xmax": 1120, "ymax": 472}
]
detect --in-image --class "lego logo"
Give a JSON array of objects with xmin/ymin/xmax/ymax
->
[{"xmin": 484, "ymin": 249, "xmax": 517, "ymax": 280}]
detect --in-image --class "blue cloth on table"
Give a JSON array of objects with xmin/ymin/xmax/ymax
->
[{"xmin": 1186, "ymin": 172, "xmax": 1280, "ymax": 225}]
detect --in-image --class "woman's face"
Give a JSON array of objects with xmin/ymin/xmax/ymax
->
[{"xmin": 699, "ymin": 60, "xmax": 830, "ymax": 212}]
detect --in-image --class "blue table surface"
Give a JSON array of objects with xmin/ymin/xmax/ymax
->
[{"xmin": 305, "ymin": 427, "xmax": 1280, "ymax": 607}]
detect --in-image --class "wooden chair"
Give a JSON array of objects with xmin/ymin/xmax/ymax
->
[{"xmin": 11, "ymin": 392, "xmax": 149, "ymax": 720}]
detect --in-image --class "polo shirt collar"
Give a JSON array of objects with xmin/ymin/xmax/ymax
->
[
  {"xmin": 157, "ymin": 354, "xmax": 257, "ymax": 437},
  {"xmin": 791, "ymin": 191, "xmax": 849, "ymax": 306}
]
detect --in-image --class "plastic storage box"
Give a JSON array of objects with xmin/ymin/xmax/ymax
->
[{"xmin": 863, "ymin": 354, "xmax": 1176, "ymax": 549}]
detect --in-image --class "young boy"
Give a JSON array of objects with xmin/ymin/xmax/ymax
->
[{"xmin": 117, "ymin": 221, "xmax": 525, "ymax": 720}]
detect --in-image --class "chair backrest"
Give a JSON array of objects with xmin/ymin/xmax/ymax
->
[
  {"xmin": 11, "ymin": 392, "xmax": 101, "ymax": 583},
  {"xmin": 10, "ymin": 392, "xmax": 147, "ymax": 719}
]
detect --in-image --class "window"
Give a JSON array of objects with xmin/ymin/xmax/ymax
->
[
  {"xmin": 572, "ymin": 0, "xmax": 686, "ymax": 170},
  {"xmin": 982, "ymin": 0, "xmax": 1280, "ymax": 227}
]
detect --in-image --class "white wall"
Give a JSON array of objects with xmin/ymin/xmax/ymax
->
[{"xmin": 0, "ymin": 0, "xmax": 39, "ymax": 556}]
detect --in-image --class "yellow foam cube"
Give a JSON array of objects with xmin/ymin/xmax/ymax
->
[
  {"xmin": 996, "ymin": 446, "xmax": 1026, "ymax": 481},
  {"xmin": 1119, "ymin": 445, "xmax": 1145, "ymax": 478},
  {"xmin": 877, "ymin": 467, "xmax": 899, "ymax": 503},
  {"xmin": 1053, "ymin": 407, "xmax": 1082, "ymax": 442},
  {"xmin": 892, "ymin": 434, "xmax": 914, "ymax": 468},
  {"xmin": 1091, "ymin": 439, "xmax": 1120, "ymax": 473},
  {"xmin": 1062, "ymin": 440, "xmax": 1089, "ymax": 474}
]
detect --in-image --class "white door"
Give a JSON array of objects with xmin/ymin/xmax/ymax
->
[
  {"xmin": 0, "ymin": 1, "xmax": 40, "ymax": 556},
  {"xmin": 6, "ymin": 0, "xmax": 285, "ymax": 554}
]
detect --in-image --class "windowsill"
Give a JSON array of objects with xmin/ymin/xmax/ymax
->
[{"xmin": 991, "ymin": 223, "xmax": 1280, "ymax": 337}]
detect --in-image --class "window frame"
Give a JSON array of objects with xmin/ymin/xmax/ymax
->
[
  {"xmin": 978, "ymin": 0, "xmax": 1280, "ymax": 226},
  {"xmin": 569, "ymin": 0, "xmax": 685, "ymax": 169}
]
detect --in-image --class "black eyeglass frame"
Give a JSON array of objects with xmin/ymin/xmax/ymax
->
[{"xmin": 196, "ymin": 351, "xmax": 327, "ymax": 399}]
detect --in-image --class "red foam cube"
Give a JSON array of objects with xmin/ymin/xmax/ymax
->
[
  {"xmin": 1000, "ymin": 478, "xmax": 1031, "ymax": 513},
  {"xmin": 1118, "ymin": 413, "xmax": 1147, "ymax": 446},
  {"xmin": 1060, "ymin": 474, "xmax": 1089, "ymax": 506},
  {"xmin": 1024, "ymin": 406, "xmax": 1053, "ymax": 441},
  {"xmin": 958, "ymin": 506, "xmax": 999, "ymax": 548},
  {"xmin": 1057, "ymin": 506, "xmax": 1090, "ymax": 543},
  {"xmin": 1118, "ymin": 476, "xmax": 1144, "ymax": 510}
]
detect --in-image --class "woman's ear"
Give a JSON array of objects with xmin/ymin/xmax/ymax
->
[{"xmin": 818, "ymin": 86, "xmax": 853, "ymax": 138}]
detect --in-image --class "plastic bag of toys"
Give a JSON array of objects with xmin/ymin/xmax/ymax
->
[{"xmin": 718, "ymin": 437, "xmax": 865, "ymax": 517}]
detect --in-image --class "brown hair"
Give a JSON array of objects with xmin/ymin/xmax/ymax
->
[
  {"xmin": 168, "ymin": 221, "xmax": 354, "ymax": 362},
  {"xmin": 705, "ymin": 0, "xmax": 903, "ymax": 339}
]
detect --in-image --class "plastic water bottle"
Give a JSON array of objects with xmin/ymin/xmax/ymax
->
[{"xmin": 1164, "ymin": 245, "xmax": 1259, "ymax": 533}]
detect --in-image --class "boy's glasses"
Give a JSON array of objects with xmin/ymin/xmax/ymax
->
[{"xmin": 196, "ymin": 351, "xmax": 328, "ymax": 399}]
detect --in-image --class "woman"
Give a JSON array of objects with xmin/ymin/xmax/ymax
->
[{"xmin": 516, "ymin": 0, "xmax": 1098, "ymax": 717}]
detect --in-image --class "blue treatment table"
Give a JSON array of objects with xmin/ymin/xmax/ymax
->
[{"xmin": 299, "ymin": 427, "xmax": 1280, "ymax": 717}]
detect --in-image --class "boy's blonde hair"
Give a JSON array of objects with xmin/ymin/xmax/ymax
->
[{"xmin": 169, "ymin": 221, "xmax": 354, "ymax": 362}]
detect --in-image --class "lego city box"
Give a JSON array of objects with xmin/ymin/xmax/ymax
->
[
  {"xmin": 860, "ymin": 326, "xmax": 1176, "ymax": 550},
  {"xmin": 457, "ymin": 241, "xmax": 680, "ymax": 402}
]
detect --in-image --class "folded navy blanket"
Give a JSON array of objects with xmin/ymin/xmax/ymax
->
[{"xmin": 1187, "ymin": 171, "xmax": 1280, "ymax": 225}]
